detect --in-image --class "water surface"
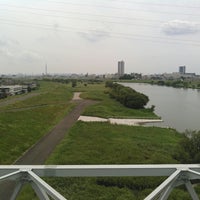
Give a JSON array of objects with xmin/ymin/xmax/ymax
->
[{"xmin": 122, "ymin": 82, "xmax": 200, "ymax": 132}]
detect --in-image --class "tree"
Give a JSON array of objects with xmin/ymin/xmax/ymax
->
[
  {"xmin": 106, "ymin": 83, "xmax": 149, "ymax": 109},
  {"xmin": 71, "ymin": 80, "xmax": 77, "ymax": 87}
]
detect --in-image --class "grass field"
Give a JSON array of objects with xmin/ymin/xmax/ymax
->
[
  {"xmin": 74, "ymin": 82, "xmax": 158, "ymax": 119},
  {"xmin": 0, "ymin": 81, "xmax": 74, "ymax": 164},
  {"xmin": 0, "ymin": 80, "xmax": 191, "ymax": 199},
  {"xmin": 42, "ymin": 122, "xmax": 186, "ymax": 200}
]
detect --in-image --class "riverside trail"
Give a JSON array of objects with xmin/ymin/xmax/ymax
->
[{"xmin": 0, "ymin": 94, "xmax": 96, "ymax": 199}]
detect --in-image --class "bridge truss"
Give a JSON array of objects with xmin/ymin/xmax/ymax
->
[{"xmin": 0, "ymin": 164, "xmax": 200, "ymax": 200}]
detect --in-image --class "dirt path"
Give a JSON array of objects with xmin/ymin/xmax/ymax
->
[{"xmin": 0, "ymin": 98, "xmax": 96, "ymax": 199}]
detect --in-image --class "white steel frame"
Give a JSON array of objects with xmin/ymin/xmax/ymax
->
[{"xmin": 0, "ymin": 164, "xmax": 200, "ymax": 200}]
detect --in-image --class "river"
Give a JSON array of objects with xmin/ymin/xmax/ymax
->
[{"xmin": 121, "ymin": 82, "xmax": 200, "ymax": 132}]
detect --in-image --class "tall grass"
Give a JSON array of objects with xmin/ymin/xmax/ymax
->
[{"xmin": 44, "ymin": 122, "xmax": 184, "ymax": 199}]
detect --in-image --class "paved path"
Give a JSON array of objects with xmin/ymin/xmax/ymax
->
[{"xmin": 0, "ymin": 98, "xmax": 96, "ymax": 199}]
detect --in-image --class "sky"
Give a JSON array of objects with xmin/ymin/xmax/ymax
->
[{"xmin": 0, "ymin": 0, "xmax": 200, "ymax": 75}]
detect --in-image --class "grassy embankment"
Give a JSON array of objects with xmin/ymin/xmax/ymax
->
[
  {"xmin": 0, "ymin": 81, "xmax": 74, "ymax": 164},
  {"xmin": 17, "ymin": 81, "xmax": 190, "ymax": 199},
  {"xmin": 74, "ymin": 82, "xmax": 158, "ymax": 119}
]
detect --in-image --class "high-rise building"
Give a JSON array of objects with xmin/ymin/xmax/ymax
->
[
  {"xmin": 179, "ymin": 66, "xmax": 186, "ymax": 74},
  {"xmin": 118, "ymin": 60, "xmax": 125, "ymax": 77}
]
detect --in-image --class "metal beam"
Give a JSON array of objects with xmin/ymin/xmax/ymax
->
[
  {"xmin": 144, "ymin": 170, "xmax": 181, "ymax": 200},
  {"xmin": 0, "ymin": 164, "xmax": 200, "ymax": 177},
  {"xmin": 28, "ymin": 170, "xmax": 67, "ymax": 200},
  {"xmin": 185, "ymin": 181, "xmax": 199, "ymax": 200},
  {"xmin": 0, "ymin": 170, "xmax": 21, "ymax": 182},
  {"xmin": 10, "ymin": 181, "xmax": 23, "ymax": 200},
  {"xmin": 31, "ymin": 181, "xmax": 50, "ymax": 200},
  {"xmin": 0, "ymin": 165, "xmax": 200, "ymax": 200}
]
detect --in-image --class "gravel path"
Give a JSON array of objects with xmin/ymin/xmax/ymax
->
[{"xmin": 0, "ymin": 96, "xmax": 96, "ymax": 199}]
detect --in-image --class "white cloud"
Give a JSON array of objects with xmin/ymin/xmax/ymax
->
[
  {"xmin": 0, "ymin": 36, "xmax": 41, "ymax": 63},
  {"xmin": 0, "ymin": 48, "xmax": 14, "ymax": 58},
  {"xmin": 78, "ymin": 30, "xmax": 110, "ymax": 42},
  {"xmin": 19, "ymin": 51, "xmax": 41, "ymax": 62},
  {"xmin": 0, "ymin": 37, "xmax": 19, "ymax": 47},
  {"xmin": 162, "ymin": 20, "xmax": 199, "ymax": 35}
]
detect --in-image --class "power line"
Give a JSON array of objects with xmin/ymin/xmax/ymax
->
[
  {"xmin": 1, "ymin": 4, "xmax": 199, "ymax": 31},
  {"xmin": 0, "ymin": 3, "xmax": 200, "ymax": 17},
  {"xmin": 44, "ymin": 1, "xmax": 200, "ymax": 16},
  {"xmin": 0, "ymin": 9, "xmax": 161, "ymax": 29},
  {"xmin": 0, "ymin": 7, "xmax": 165, "ymax": 23},
  {"xmin": 0, "ymin": 18, "xmax": 200, "ymax": 47},
  {"xmin": 70, "ymin": 0, "xmax": 200, "ymax": 9}
]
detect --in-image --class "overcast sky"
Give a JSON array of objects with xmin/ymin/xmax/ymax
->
[{"xmin": 0, "ymin": 0, "xmax": 200, "ymax": 75}]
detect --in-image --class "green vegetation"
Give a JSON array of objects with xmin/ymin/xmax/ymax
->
[
  {"xmin": 74, "ymin": 81, "xmax": 158, "ymax": 119},
  {"xmin": 1, "ymin": 80, "xmax": 196, "ymax": 199},
  {"xmin": 0, "ymin": 81, "xmax": 74, "ymax": 164},
  {"xmin": 175, "ymin": 130, "xmax": 200, "ymax": 164},
  {"xmin": 42, "ymin": 122, "xmax": 184, "ymax": 199},
  {"xmin": 122, "ymin": 79, "xmax": 200, "ymax": 90},
  {"xmin": 106, "ymin": 81, "xmax": 149, "ymax": 109},
  {"xmin": 151, "ymin": 79, "xmax": 200, "ymax": 89},
  {"xmin": 48, "ymin": 122, "xmax": 181, "ymax": 164}
]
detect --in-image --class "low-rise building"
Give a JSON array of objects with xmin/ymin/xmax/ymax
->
[{"xmin": 0, "ymin": 85, "xmax": 23, "ymax": 96}]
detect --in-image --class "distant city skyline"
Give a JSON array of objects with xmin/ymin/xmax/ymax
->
[{"xmin": 0, "ymin": 0, "xmax": 200, "ymax": 75}]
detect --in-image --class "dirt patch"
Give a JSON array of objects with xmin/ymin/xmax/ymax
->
[{"xmin": 72, "ymin": 92, "xmax": 82, "ymax": 100}]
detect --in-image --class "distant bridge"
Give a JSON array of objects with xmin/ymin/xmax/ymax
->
[{"xmin": 1, "ymin": 164, "xmax": 200, "ymax": 200}]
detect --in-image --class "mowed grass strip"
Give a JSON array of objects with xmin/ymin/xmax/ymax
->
[{"xmin": 0, "ymin": 81, "xmax": 74, "ymax": 164}]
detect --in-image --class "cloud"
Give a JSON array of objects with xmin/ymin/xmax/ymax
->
[
  {"xmin": 19, "ymin": 51, "xmax": 41, "ymax": 62},
  {"xmin": 0, "ymin": 37, "xmax": 19, "ymax": 47},
  {"xmin": 162, "ymin": 20, "xmax": 199, "ymax": 35},
  {"xmin": 0, "ymin": 48, "xmax": 14, "ymax": 58},
  {"xmin": 0, "ymin": 36, "xmax": 41, "ymax": 63},
  {"xmin": 78, "ymin": 30, "xmax": 110, "ymax": 42}
]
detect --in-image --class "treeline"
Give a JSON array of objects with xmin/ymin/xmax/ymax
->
[
  {"xmin": 151, "ymin": 80, "xmax": 200, "ymax": 89},
  {"xmin": 105, "ymin": 81, "xmax": 149, "ymax": 109}
]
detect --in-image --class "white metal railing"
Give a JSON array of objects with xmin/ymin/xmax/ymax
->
[{"xmin": 0, "ymin": 164, "xmax": 200, "ymax": 200}]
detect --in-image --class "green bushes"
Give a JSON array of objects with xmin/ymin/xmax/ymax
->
[
  {"xmin": 106, "ymin": 81, "xmax": 149, "ymax": 109},
  {"xmin": 174, "ymin": 130, "xmax": 200, "ymax": 163}
]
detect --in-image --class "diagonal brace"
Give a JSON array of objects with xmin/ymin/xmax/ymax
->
[
  {"xmin": 27, "ymin": 170, "xmax": 67, "ymax": 200},
  {"xmin": 144, "ymin": 169, "xmax": 181, "ymax": 200}
]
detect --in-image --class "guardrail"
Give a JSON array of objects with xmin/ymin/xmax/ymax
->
[{"xmin": 0, "ymin": 164, "xmax": 200, "ymax": 200}]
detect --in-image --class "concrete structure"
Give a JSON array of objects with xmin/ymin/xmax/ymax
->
[
  {"xmin": 118, "ymin": 60, "xmax": 125, "ymax": 77},
  {"xmin": 1, "ymin": 164, "xmax": 200, "ymax": 199},
  {"xmin": 179, "ymin": 66, "xmax": 186, "ymax": 74}
]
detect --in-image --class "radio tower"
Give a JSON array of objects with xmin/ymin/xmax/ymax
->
[{"xmin": 45, "ymin": 64, "xmax": 48, "ymax": 75}]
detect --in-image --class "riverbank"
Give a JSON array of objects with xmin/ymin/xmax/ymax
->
[
  {"xmin": 43, "ymin": 82, "xmax": 188, "ymax": 199},
  {"xmin": 13, "ymin": 81, "xmax": 192, "ymax": 199}
]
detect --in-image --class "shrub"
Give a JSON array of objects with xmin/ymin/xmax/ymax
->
[{"xmin": 105, "ymin": 82, "xmax": 149, "ymax": 109}]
